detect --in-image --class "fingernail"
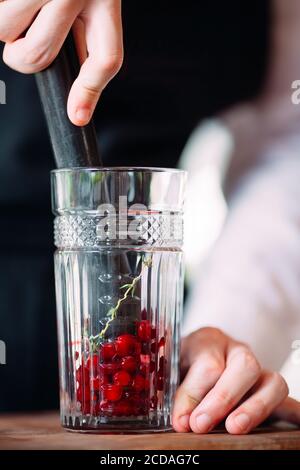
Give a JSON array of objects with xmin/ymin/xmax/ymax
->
[
  {"xmin": 234, "ymin": 413, "xmax": 250, "ymax": 431},
  {"xmin": 195, "ymin": 413, "xmax": 212, "ymax": 433},
  {"xmin": 178, "ymin": 415, "xmax": 190, "ymax": 431},
  {"xmin": 75, "ymin": 108, "xmax": 91, "ymax": 123}
]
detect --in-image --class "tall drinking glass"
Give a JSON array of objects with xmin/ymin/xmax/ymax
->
[{"xmin": 51, "ymin": 167, "xmax": 186, "ymax": 432}]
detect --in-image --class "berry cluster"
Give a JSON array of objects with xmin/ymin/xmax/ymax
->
[{"xmin": 76, "ymin": 319, "xmax": 166, "ymax": 417}]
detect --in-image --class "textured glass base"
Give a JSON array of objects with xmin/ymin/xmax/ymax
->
[
  {"xmin": 62, "ymin": 413, "xmax": 173, "ymax": 434},
  {"xmin": 64, "ymin": 425, "xmax": 173, "ymax": 434}
]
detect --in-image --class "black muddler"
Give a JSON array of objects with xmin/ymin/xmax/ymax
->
[
  {"xmin": 35, "ymin": 32, "xmax": 131, "ymax": 277},
  {"xmin": 35, "ymin": 32, "xmax": 101, "ymax": 168}
]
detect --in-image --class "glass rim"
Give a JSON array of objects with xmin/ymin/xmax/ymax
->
[{"xmin": 51, "ymin": 166, "xmax": 186, "ymax": 175}]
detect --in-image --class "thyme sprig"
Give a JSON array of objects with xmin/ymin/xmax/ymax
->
[{"xmin": 89, "ymin": 256, "xmax": 152, "ymax": 347}]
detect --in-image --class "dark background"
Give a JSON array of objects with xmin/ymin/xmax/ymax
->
[{"xmin": 0, "ymin": 1, "xmax": 270, "ymax": 411}]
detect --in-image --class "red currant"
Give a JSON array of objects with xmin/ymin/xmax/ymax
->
[
  {"xmin": 90, "ymin": 375, "xmax": 108, "ymax": 391},
  {"xmin": 86, "ymin": 354, "xmax": 100, "ymax": 373},
  {"xmin": 134, "ymin": 341, "xmax": 142, "ymax": 356},
  {"xmin": 113, "ymin": 370, "xmax": 131, "ymax": 387},
  {"xmin": 91, "ymin": 392, "xmax": 98, "ymax": 402},
  {"xmin": 140, "ymin": 354, "xmax": 150, "ymax": 365},
  {"xmin": 129, "ymin": 395, "xmax": 147, "ymax": 416},
  {"xmin": 123, "ymin": 388, "xmax": 133, "ymax": 400},
  {"xmin": 114, "ymin": 400, "xmax": 134, "ymax": 416},
  {"xmin": 101, "ymin": 384, "xmax": 123, "ymax": 402},
  {"xmin": 121, "ymin": 356, "xmax": 137, "ymax": 373},
  {"xmin": 133, "ymin": 374, "xmax": 146, "ymax": 393},
  {"xmin": 151, "ymin": 342, "xmax": 157, "ymax": 354},
  {"xmin": 99, "ymin": 362, "xmax": 121, "ymax": 375},
  {"xmin": 76, "ymin": 365, "xmax": 89, "ymax": 384},
  {"xmin": 144, "ymin": 378, "xmax": 150, "ymax": 391},
  {"xmin": 115, "ymin": 334, "xmax": 136, "ymax": 357},
  {"xmin": 100, "ymin": 342, "xmax": 116, "ymax": 362},
  {"xmin": 158, "ymin": 337, "xmax": 165, "ymax": 348},
  {"xmin": 86, "ymin": 354, "xmax": 99, "ymax": 368},
  {"xmin": 137, "ymin": 320, "xmax": 152, "ymax": 341},
  {"xmin": 139, "ymin": 364, "xmax": 149, "ymax": 376}
]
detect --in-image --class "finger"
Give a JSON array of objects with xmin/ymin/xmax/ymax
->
[
  {"xmin": 272, "ymin": 396, "xmax": 300, "ymax": 425},
  {"xmin": 172, "ymin": 331, "xmax": 226, "ymax": 432},
  {"xmin": 67, "ymin": 0, "xmax": 123, "ymax": 126},
  {"xmin": 225, "ymin": 371, "xmax": 289, "ymax": 434},
  {"xmin": 3, "ymin": 0, "xmax": 84, "ymax": 73},
  {"xmin": 73, "ymin": 17, "xmax": 87, "ymax": 65},
  {"xmin": 189, "ymin": 344, "xmax": 261, "ymax": 433},
  {"xmin": 0, "ymin": 0, "xmax": 48, "ymax": 42}
]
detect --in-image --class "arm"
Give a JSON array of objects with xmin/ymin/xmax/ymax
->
[
  {"xmin": 183, "ymin": 143, "xmax": 300, "ymax": 371},
  {"xmin": 173, "ymin": 0, "xmax": 300, "ymax": 433}
]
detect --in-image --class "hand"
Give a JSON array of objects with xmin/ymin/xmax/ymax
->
[
  {"xmin": 0, "ymin": 0, "xmax": 123, "ymax": 126},
  {"xmin": 173, "ymin": 327, "xmax": 300, "ymax": 434}
]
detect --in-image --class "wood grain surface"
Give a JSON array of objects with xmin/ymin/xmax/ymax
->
[{"xmin": 0, "ymin": 412, "xmax": 299, "ymax": 450}]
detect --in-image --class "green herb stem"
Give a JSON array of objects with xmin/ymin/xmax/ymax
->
[{"xmin": 89, "ymin": 256, "xmax": 152, "ymax": 346}]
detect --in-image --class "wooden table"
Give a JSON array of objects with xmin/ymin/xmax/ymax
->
[{"xmin": 0, "ymin": 412, "xmax": 299, "ymax": 450}]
